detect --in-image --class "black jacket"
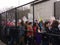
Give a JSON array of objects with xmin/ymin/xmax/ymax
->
[
  {"xmin": 50, "ymin": 27, "xmax": 60, "ymax": 45},
  {"xmin": 50, "ymin": 27, "xmax": 60, "ymax": 34}
]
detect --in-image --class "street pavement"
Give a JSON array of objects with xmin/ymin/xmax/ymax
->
[
  {"xmin": 0, "ymin": 40, "xmax": 6, "ymax": 45},
  {"xmin": 0, "ymin": 40, "xmax": 52, "ymax": 45}
]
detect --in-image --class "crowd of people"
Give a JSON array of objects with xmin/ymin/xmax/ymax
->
[{"xmin": 0, "ymin": 19, "xmax": 60, "ymax": 45}]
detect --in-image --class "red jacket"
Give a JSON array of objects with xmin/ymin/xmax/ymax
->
[{"xmin": 27, "ymin": 25, "xmax": 33, "ymax": 36}]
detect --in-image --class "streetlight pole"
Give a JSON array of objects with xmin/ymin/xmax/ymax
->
[
  {"xmin": 6, "ymin": 11, "xmax": 7, "ymax": 26},
  {"xmin": 33, "ymin": 1, "xmax": 34, "ymax": 24},
  {"xmin": 15, "ymin": 8, "xmax": 17, "ymax": 28}
]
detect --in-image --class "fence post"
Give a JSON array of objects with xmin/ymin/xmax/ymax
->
[{"xmin": 33, "ymin": 1, "xmax": 35, "ymax": 24}]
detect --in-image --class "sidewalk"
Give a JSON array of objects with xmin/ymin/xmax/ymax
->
[{"xmin": 0, "ymin": 40, "xmax": 6, "ymax": 45}]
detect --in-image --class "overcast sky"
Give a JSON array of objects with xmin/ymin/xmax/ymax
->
[
  {"xmin": 0, "ymin": 0, "xmax": 34, "ymax": 13},
  {"xmin": 0, "ymin": 0, "xmax": 60, "ymax": 13}
]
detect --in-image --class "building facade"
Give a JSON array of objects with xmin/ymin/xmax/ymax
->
[{"xmin": 30, "ymin": 0, "xmax": 59, "ymax": 21}]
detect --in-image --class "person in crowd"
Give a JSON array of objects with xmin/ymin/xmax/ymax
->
[
  {"xmin": 27, "ymin": 22, "xmax": 33, "ymax": 45},
  {"xmin": 58, "ymin": 22, "xmax": 60, "ymax": 30},
  {"xmin": 0, "ymin": 22, "xmax": 4, "ymax": 40},
  {"xmin": 5, "ymin": 25, "xmax": 11, "ymax": 45},
  {"xmin": 44, "ymin": 21, "xmax": 51, "ymax": 33},
  {"xmin": 33, "ymin": 23, "xmax": 38, "ymax": 45},
  {"xmin": 42, "ymin": 21, "xmax": 50, "ymax": 45},
  {"xmin": 35, "ymin": 26, "xmax": 41, "ymax": 45},
  {"xmin": 50, "ymin": 20, "xmax": 60, "ymax": 45},
  {"xmin": 34, "ymin": 20, "xmax": 43, "ymax": 45},
  {"xmin": 18, "ymin": 20, "xmax": 25, "ymax": 45},
  {"xmin": 33, "ymin": 23, "xmax": 38, "ymax": 37},
  {"xmin": 24, "ymin": 21, "xmax": 29, "ymax": 45},
  {"xmin": 1, "ymin": 24, "xmax": 7, "ymax": 43},
  {"xmin": 9, "ymin": 22, "xmax": 19, "ymax": 45},
  {"xmin": 35, "ymin": 20, "xmax": 39, "ymax": 24},
  {"xmin": 38, "ymin": 20, "xmax": 43, "ymax": 30}
]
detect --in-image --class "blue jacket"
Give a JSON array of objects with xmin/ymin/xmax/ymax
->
[{"xmin": 19, "ymin": 25, "xmax": 25, "ymax": 36}]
